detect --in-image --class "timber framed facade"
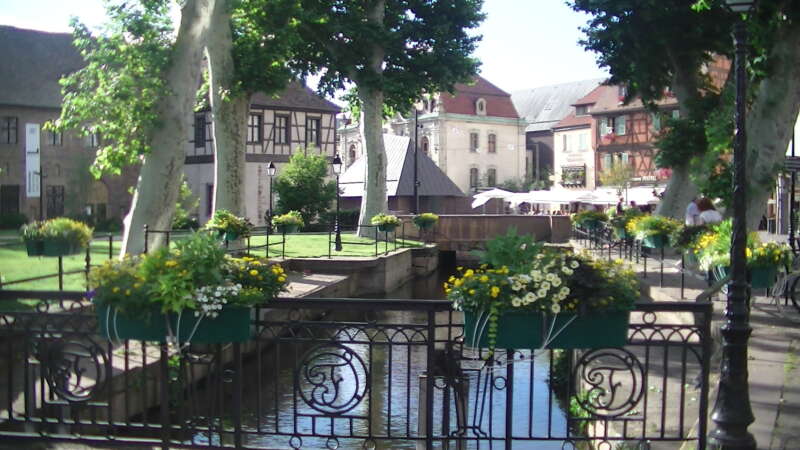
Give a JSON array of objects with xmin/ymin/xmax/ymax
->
[{"xmin": 184, "ymin": 83, "xmax": 340, "ymax": 226}]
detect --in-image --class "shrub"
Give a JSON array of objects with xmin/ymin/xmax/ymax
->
[
  {"xmin": 0, "ymin": 213, "xmax": 28, "ymax": 229},
  {"xmin": 204, "ymin": 209, "xmax": 253, "ymax": 237},
  {"xmin": 370, "ymin": 213, "xmax": 401, "ymax": 227}
]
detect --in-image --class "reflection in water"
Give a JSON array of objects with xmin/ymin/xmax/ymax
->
[{"xmin": 195, "ymin": 267, "xmax": 569, "ymax": 449}]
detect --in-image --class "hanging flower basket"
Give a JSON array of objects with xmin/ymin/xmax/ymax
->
[
  {"xmin": 43, "ymin": 239, "xmax": 82, "ymax": 256},
  {"xmin": 25, "ymin": 240, "xmax": 44, "ymax": 256},
  {"xmin": 378, "ymin": 223, "xmax": 398, "ymax": 233},
  {"xmin": 642, "ymin": 234, "xmax": 668, "ymax": 249},
  {"xmin": 463, "ymin": 310, "xmax": 629, "ymax": 350},
  {"xmin": 96, "ymin": 304, "xmax": 252, "ymax": 343},
  {"xmin": 276, "ymin": 223, "xmax": 298, "ymax": 234},
  {"xmin": 714, "ymin": 265, "xmax": 779, "ymax": 290}
]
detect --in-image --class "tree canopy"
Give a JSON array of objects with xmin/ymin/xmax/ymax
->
[{"xmin": 273, "ymin": 151, "xmax": 337, "ymax": 226}]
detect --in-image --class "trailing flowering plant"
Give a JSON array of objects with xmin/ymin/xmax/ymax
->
[
  {"xmin": 370, "ymin": 213, "xmax": 401, "ymax": 227},
  {"xmin": 669, "ymin": 224, "xmax": 709, "ymax": 252},
  {"xmin": 90, "ymin": 232, "xmax": 289, "ymax": 320},
  {"xmin": 609, "ymin": 208, "xmax": 643, "ymax": 230},
  {"xmin": 571, "ymin": 209, "xmax": 608, "ymax": 227},
  {"xmin": 446, "ymin": 229, "xmax": 639, "ymax": 354},
  {"xmin": 694, "ymin": 219, "xmax": 792, "ymax": 270},
  {"xmin": 204, "ymin": 209, "xmax": 253, "ymax": 237},
  {"xmin": 272, "ymin": 210, "xmax": 304, "ymax": 228},
  {"xmin": 628, "ymin": 214, "xmax": 680, "ymax": 240},
  {"xmin": 412, "ymin": 212, "xmax": 439, "ymax": 228}
]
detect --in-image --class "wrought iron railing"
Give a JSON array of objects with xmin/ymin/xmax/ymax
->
[{"xmin": 0, "ymin": 291, "xmax": 711, "ymax": 449}]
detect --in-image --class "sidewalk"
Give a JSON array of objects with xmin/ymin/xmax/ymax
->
[{"xmin": 576, "ymin": 239, "xmax": 800, "ymax": 449}]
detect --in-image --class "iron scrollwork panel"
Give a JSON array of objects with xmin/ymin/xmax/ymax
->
[
  {"xmin": 294, "ymin": 342, "xmax": 370, "ymax": 416},
  {"xmin": 571, "ymin": 347, "xmax": 645, "ymax": 419},
  {"xmin": 42, "ymin": 339, "xmax": 108, "ymax": 403}
]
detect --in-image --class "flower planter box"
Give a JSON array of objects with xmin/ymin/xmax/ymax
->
[
  {"xmin": 96, "ymin": 304, "xmax": 168, "ymax": 342},
  {"xmin": 416, "ymin": 222, "xmax": 435, "ymax": 231},
  {"xmin": 642, "ymin": 235, "xmax": 667, "ymax": 249},
  {"xmin": 715, "ymin": 265, "xmax": 778, "ymax": 290},
  {"xmin": 25, "ymin": 240, "xmax": 44, "ymax": 256},
  {"xmin": 581, "ymin": 220, "xmax": 602, "ymax": 231},
  {"xmin": 96, "ymin": 304, "xmax": 252, "ymax": 343},
  {"xmin": 463, "ymin": 310, "xmax": 629, "ymax": 349},
  {"xmin": 276, "ymin": 224, "xmax": 298, "ymax": 234},
  {"xmin": 42, "ymin": 240, "xmax": 82, "ymax": 257},
  {"xmin": 378, "ymin": 223, "xmax": 398, "ymax": 233},
  {"xmin": 612, "ymin": 226, "xmax": 630, "ymax": 240},
  {"xmin": 684, "ymin": 250, "xmax": 699, "ymax": 266}
]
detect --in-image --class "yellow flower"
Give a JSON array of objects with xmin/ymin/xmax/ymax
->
[
  {"xmin": 249, "ymin": 269, "xmax": 259, "ymax": 276},
  {"xmin": 125, "ymin": 289, "xmax": 131, "ymax": 296},
  {"xmin": 165, "ymin": 260, "xmax": 178, "ymax": 267},
  {"xmin": 133, "ymin": 283, "xmax": 141, "ymax": 288},
  {"xmin": 278, "ymin": 276, "xmax": 286, "ymax": 282},
  {"xmin": 464, "ymin": 269, "xmax": 474, "ymax": 278},
  {"xmin": 745, "ymin": 248, "xmax": 752, "ymax": 259},
  {"xmin": 490, "ymin": 286, "xmax": 500, "ymax": 298},
  {"xmin": 112, "ymin": 287, "xmax": 120, "ymax": 293},
  {"xmin": 454, "ymin": 279, "xmax": 463, "ymax": 287},
  {"xmin": 468, "ymin": 289, "xmax": 476, "ymax": 295},
  {"xmin": 480, "ymin": 275, "xmax": 489, "ymax": 283}
]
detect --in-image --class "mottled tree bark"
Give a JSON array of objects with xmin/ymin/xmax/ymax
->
[{"xmin": 122, "ymin": 0, "xmax": 211, "ymax": 255}]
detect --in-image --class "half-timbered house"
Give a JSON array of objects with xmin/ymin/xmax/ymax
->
[{"xmin": 184, "ymin": 82, "xmax": 340, "ymax": 226}]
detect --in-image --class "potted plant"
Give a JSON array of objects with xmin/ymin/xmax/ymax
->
[
  {"xmin": 669, "ymin": 224, "xmax": 709, "ymax": 265},
  {"xmin": 272, "ymin": 210, "xmax": 304, "ymax": 233},
  {"xmin": 20, "ymin": 221, "xmax": 45, "ymax": 256},
  {"xmin": 25, "ymin": 218, "xmax": 93, "ymax": 256},
  {"xmin": 608, "ymin": 208, "xmax": 642, "ymax": 239},
  {"xmin": 412, "ymin": 212, "xmax": 439, "ymax": 230},
  {"xmin": 571, "ymin": 209, "xmax": 608, "ymax": 230},
  {"xmin": 204, "ymin": 209, "xmax": 253, "ymax": 241},
  {"xmin": 446, "ymin": 229, "xmax": 639, "ymax": 356},
  {"xmin": 696, "ymin": 220, "xmax": 792, "ymax": 289},
  {"xmin": 371, "ymin": 213, "xmax": 401, "ymax": 232},
  {"xmin": 629, "ymin": 215, "xmax": 679, "ymax": 249},
  {"xmin": 91, "ymin": 232, "xmax": 289, "ymax": 344}
]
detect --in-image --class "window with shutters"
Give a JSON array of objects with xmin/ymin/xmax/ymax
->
[
  {"xmin": 614, "ymin": 115, "xmax": 627, "ymax": 135},
  {"xmin": 0, "ymin": 117, "xmax": 17, "ymax": 144},
  {"xmin": 651, "ymin": 113, "xmax": 662, "ymax": 132}
]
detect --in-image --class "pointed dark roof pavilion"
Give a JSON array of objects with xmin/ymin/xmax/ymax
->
[{"xmin": 339, "ymin": 134, "xmax": 464, "ymax": 198}]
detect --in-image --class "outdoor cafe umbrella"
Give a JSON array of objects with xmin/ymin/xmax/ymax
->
[{"xmin": 470, "ymin": 188, "xmax": 514, "ymax": 209}]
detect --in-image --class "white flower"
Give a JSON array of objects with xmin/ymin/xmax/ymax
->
[
  {"xmin": 545, "ymin": 273, "xmax": 555, "ymax": 282},
  {"xmin": 560, "ymin": 287, "xmax": 570, "ymax": 296},
  {"xmin": 552, "ymin": 278, "xmax": 561, "ymax": 287},
  {"xmin": 562, "ymin": 267, "xmax": 573, "ymax": 275},
  {"xmin": 551, "ymin": 304, "xmax": 561, "ymax": 314},
  {"xmin": 537, "ymin": 288, "xmax": 547, "ymax": 298},
  {"xmin": 520, "ymin": 243, "xmax": 527, "ymax": 250},
  {"xmin": 570, "ymin": 260, "xmax": 580, "ymax": 269},
  {"xmin": 524, "ymin": 292, "xmax": 536, "ymax": 304},
  {"xmin": 511, "ymin": 297, "xmax": 522, "ymax": 307},
  {"xmin": 541, "ymin": 281, "xmax": 551, "ymax": 290}
]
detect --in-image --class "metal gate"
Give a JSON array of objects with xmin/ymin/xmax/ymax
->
[{"xmin": 0, "ymin": 291, "xmax": 711, "ymax": 449}]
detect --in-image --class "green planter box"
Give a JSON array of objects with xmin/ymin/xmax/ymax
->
[
  {"xmin": 581, "ymin": 220, "xmax": 602, "ymax": 230},
  {"xmin": 684, "ymin": 250, "xmax": 699, "ymax": 266},
  {"xmin": 96, "ymin": 304, "xmax": 252, "ymax": 343},
  {"xmin": 612, "ymin": 226, "xmax": 630, "ymax": 240},
  {"xmin": 463, "ymin": 310, "xmax": 629, "ymax": 349},
  {"xmin": 172, "ymin": 306, "xmax": 252, "ymax": 344},
  {"xmin": 416, "ymin": 222, "xmax": 435, "ymax": 231},
  {"xmin": 25, "ymin": 240, "xmax": 44, "ymax": 256},
  {"xmin": 715, "ymin": 265, "xmax": 778, "ymax": 290},
  {"xmin": 378, "ymin": 223, "xmax": 398, "ymax": 233},
  {"xmin": 96, "ymin": 304, "xmax": 168, "ymax": 342},
  {"xmin": 42, "ymin": 240, "xmax": 82, "ymax": 256},
  {"xmin": 642, "ymin": 235, "xmax": 667, "ymax": 249},
  {"xmin": 276, "ymin": 224, "xmax": 298, "ymax": 234}
]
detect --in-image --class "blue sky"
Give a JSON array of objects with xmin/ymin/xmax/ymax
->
[{"xmin": 0, "ymin": 0, "xmax": 608, "ymax": 93}]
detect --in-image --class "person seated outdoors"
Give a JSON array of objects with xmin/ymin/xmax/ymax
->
[{"xmin": 697, "ymin": 197, "xmax": 723, "ymax": 225}]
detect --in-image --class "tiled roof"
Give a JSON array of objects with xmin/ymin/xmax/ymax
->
[
  {"xmin": 339, "ymin": 134, "xmax": 464, "ymax": 198},
  {"xmin": 0, "ymin": 26, "xmax": 84, "ymax": 108},
  {"xmin": 584, "ymin": 84, "xmax": 679, "ymax": 115},
  {"xmin": 553, "ymin": 113, "xmax": 592, "ymax": 130},
  {"xmin": 250, "ymin": 82, "xmax": 341, "ymax": 112},
  {"xmin": 511, "ymin": 78, "xmax": 603, "ymax": 133},
  {"xmin": 439, "ymin": 76, "xmax": 519, "ymax": 119}
]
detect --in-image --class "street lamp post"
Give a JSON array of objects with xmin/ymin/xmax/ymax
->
[
  {"xmin": 710, "ymin": 1, "xmax": 757, "ymax": 448},
  {"xmin": 413, "ymin": 108, "xmax": 422, "ymax": 214},
  {"xmin": 332, "ymin": 154, "xmax": 343, "ymax": 251},
  {"xmin": 266, "ymin": 161, "xmax": 276, "ymax": 233}
]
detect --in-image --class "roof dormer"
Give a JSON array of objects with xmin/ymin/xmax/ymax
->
[{"xmin": 475, "ymin": 97, "xmax": 487, "ymax": 116}]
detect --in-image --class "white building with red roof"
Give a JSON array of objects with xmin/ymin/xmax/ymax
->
[{"xmin": 338, "ymin": 76, "xmax": 526, "ymax": 197}]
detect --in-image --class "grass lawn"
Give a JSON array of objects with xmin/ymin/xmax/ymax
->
[{"xmin": 0, "ymin": 232, "xmax": 423, "ymax": 292}]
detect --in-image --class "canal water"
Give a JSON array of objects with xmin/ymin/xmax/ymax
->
[{"xmin": 194, "ymin": 262, "xmax": 569, "ymax": 449}]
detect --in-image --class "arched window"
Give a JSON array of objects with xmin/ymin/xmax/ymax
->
[
  {"xmin": 469, "ymin": 168, "xmax": 479, "ymax": 190},
  {"xmin": 488, "ymin": 133, "xmax": 496, "ymax": 153},
  {"xmin": 421, "ymin": 137, "xmax": 430, "ymax": 156},
  {"xmin": 487, "ymin": 168, "xmax": 497, "ymax": 187}
]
